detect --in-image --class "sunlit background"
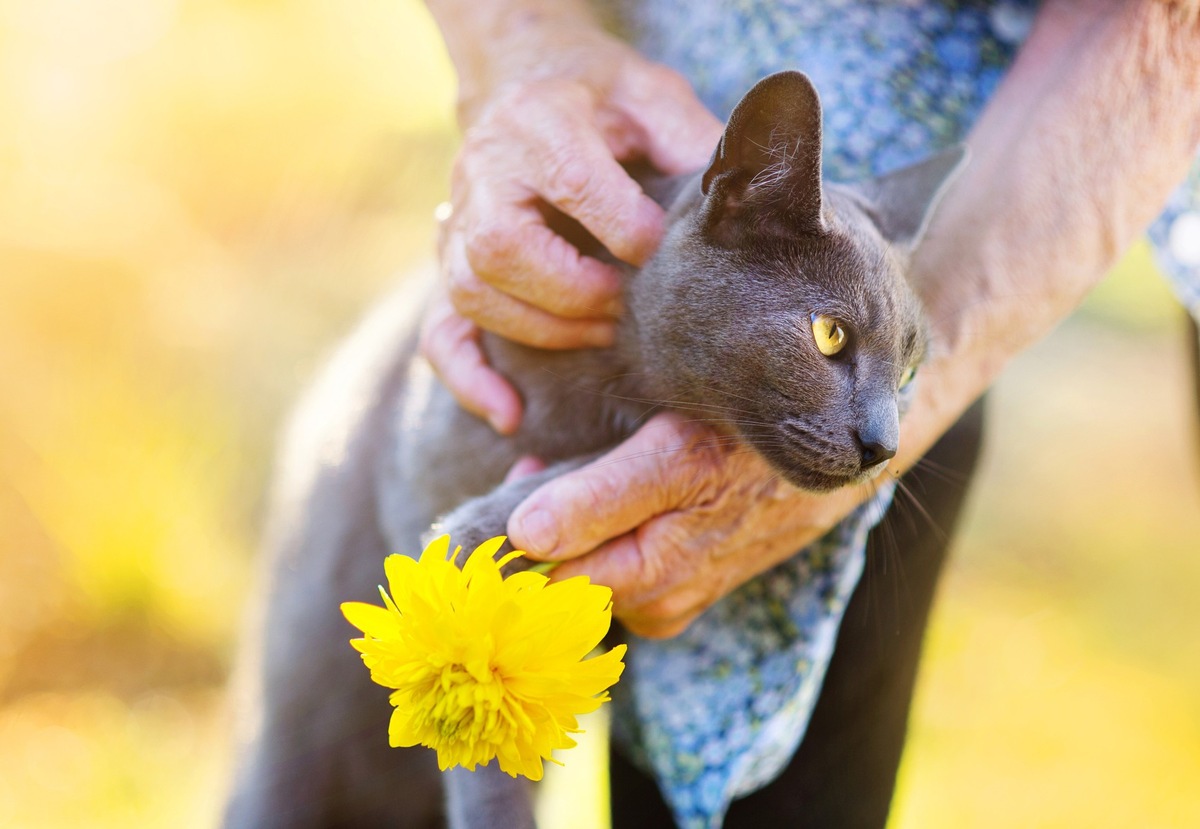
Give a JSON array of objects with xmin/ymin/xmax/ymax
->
[{"xmin": 1, "ymin": 1, "xmax": 1197, "ymax": 827}]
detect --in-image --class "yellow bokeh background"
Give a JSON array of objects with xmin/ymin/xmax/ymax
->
[{"xmin": 0, "ymin": 2, "xmax": 1196, "ymax": 827}]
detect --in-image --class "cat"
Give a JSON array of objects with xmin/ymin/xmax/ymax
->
[{"xmin": 222, "ymin": 71, "xmax": 966, "ymax": 829}]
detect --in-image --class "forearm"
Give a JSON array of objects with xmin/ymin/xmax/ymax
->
[
  {"xmin": 896, "ymin": 0, "xmax": 1200, "ymax": 472},
  {"xmin": 423, "ymin": 0, "xmax": 620, "ymax": 125}
]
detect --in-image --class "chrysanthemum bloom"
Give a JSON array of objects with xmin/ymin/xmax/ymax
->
[{"xmin": 341, "ymin": 534, "xmax": 627, "ymax": 780}]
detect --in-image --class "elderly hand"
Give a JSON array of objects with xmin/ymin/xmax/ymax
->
[
  {"xmin": 420, "ymin": 29, "xmax": 721, "ymax": 432},
  {"xmin": 423, "ymin": 0, "xmax": 1200, "ymax": 639},
  {"xmin": 420, "ymin": 18, "xmax": 857, "ymax": 636},
  {"xmin": 504, "ymin": 412, "xmax": 868, "ymax": 639}
]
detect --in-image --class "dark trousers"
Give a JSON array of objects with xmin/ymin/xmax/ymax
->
[{"xmin": 612, "ymin": 398, "xmax": 988, "ymax": 829}]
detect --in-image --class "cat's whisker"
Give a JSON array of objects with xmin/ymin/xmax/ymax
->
[
  {"xmin": 861, "ymin": 476, "xmax": 899, "ymax": 632},
  {"xmin": 909, "ymin": 455, "xmax": 970, "ymax": 486},
  {"xmin": 589, "ymin": 387, "xmax": 767, "ymax": 421},
  {"xmin": 892, "ymin": 477, "xmax": 947, "ymax": 544},
  {"xmin": 577, "ymin": 434, "xmax": 805, "ymax": 475},
  {"xmin": 530, "ymin": 366, "xmax": 773, "ymax": 420},
  {"xmin": 682, "ymin": 382, "xmax": 771, "ymax": 408}
]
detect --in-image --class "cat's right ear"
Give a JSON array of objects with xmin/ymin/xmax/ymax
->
[{"xmin": 700, "ymin": 71, "xmax": 826, "ymax": 239}]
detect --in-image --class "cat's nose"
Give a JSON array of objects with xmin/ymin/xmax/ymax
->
[
  {"xmin": 857, "ymin": 437, "xmax": 897, "ymax": 469},
  {"xmin": 856, "ymin": 397, "xmax": 900, "ymax": 469}
]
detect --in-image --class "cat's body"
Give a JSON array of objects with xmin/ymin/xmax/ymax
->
[{"xmin": 224, "ymin": 72, "xmax": 969, "ymax": 829}]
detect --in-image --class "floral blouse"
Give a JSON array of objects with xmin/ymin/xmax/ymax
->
[{"xmin": 588, "ymin": 1, "xmax": 1200, "ymax": 827}]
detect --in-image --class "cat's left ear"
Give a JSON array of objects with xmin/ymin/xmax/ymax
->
[
  {"xmin": 700, "ymin": 71, "xmax": 826, "ymax": 237},
  {"xmin": 860, "ymin": 146, "xmax": 969, "ymax": 251}
]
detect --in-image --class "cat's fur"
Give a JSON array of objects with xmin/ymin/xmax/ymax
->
[{"xmin": 223, "ymin": 71, "xmax": 965, "ymax": 828}]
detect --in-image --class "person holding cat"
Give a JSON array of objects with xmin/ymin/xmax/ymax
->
[{"xmin": 410, "ymin": 0, "xmax": 1200, "ymax": 826}]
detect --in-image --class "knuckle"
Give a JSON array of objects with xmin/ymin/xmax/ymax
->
[
  {"xmin": 629, "ymin": 535, "xmax": 678, "ymax": 597},
  {"xmin": 470, "ymin": 83, "xmax": 528, "ymax": 130},
  {"xmin": 570, "ymin": 472, "xmax": 616, "ymax": 523},
  {"xmin": 453, "ymin": 131, "xmax": 498, "ymax": 185},
  {"xmin": 489, "ymin": 79, "xmax": 549, "ymax": 114},
  {"xmin": 682, "ymin": 432, "xmax": 730, "ymax": 492},
  {"xmin": 645, "ymin": 64, "xmax": 692, "ymax": 99},
  {"xmin": 524, "ymin": 77, "xmax": 590, "ymax": 111},
  {"xmin": 446, "ymin": 268, "xmax": 485, "ymax": 311},
  {"xmin": 543, "ymin": 150, "xmax": 596, "ymax": 211},
  {"xmin": 627, "ymin": 615, "xmax": 692, "ymax": 641},
  {"xmin": 517, "ymin": 326, "xmax": 568, "ymax": 349},
  {"xmin": 464, "ymin": 219, "xmax": 513, "ymax": 272},
  {"xmin": 641, "ymin": 416, "xmax": 729, "ymax": 503},
  {"xmin": 638, "ymin": 413, "xmax": 687, "ymax": 453},
  {"xmin": 646, "ymin": 591, "xmax": 695, "ymax": 625},
  {"xmin": 485, "ymin": 78, "xmax": 588, "ymax": 134}
]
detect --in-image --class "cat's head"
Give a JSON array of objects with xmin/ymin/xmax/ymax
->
[{"xmin": 630, "ymin": 71, "xmax": 965, "ymax": 491}]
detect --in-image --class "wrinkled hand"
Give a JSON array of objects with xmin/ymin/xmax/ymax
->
[
  {"xmin": 420, "ymin": 36, "xmax": 722, "ymax": 433},
  {"xmin": 422, "ymin": 30, "xmax": 835, "ymax": 638},
  {"xmin": 506, "ymin": 412, "xmax": 869, "ymax": 639}
]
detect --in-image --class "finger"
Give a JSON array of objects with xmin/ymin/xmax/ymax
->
[
  {"xmin": 526, "ymin": 102, "xmax": 666, "ymax": 266},
  {"xmin": 613, "ymin": 66, "xmax": 725, "ymax": 176},
  {"xmin": 462, "ymin": 196, "xmax": 623, "ymax": 319},
  {"xmin": 504, "ymin": 455, "xmax": 547, "ymax": 483},
  {"xmin": 547, "ymin": 531, "xmax": 673, "ymax": 605},
  {"xmin": 551, "ymin": 533, "xmax": 706, "ymax": 640},
  {"xmin": 444, "ymin": 232, "xmax": 618, "ymax": 349},
  {"xmin": 507, "ymin": 413, "xmax": 722, "ymax": 560},
  {"xmin": 618, "ymin": 605, "xmax": 701, "ymax": 640},
  {"xmin": 418, "ymin": 299, "xmax": 523, "ymax": 434}
]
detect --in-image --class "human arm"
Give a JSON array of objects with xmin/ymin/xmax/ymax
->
[
  {"xmin": 420, "ymin": 0, "xmax": 722, "ymax": 431},
  {"xmin": 505, "ymin": 0, "xmax": 1200, "ymax": 637}
]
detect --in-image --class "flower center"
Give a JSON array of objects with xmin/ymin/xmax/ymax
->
[{"xmin": 422, "ymin": 662, "xmax": 510, "ymax": 746}]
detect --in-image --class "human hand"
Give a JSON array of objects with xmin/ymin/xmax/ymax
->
[
  {"xmin": 419, "ymin": 30, "xmax": 722, "ymax": 433},
  {"xmin": 505, "ymin": 411, "xmax": 869, "ymax": 639}
]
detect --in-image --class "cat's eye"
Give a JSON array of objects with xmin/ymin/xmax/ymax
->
[
  {"xmin": 810, "ymin": 314, "xmax": 847, "ymax": 357},
  {"xmin": 899, "ymin": 365, "xmax": 917, "ymax": 389}
]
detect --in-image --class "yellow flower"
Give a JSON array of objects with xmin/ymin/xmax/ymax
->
[{"xmin": 340, "ymin": 534, "xmax": 627, "ymax": 780}]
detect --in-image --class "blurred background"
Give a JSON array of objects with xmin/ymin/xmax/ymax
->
[{"xmin": 0, "ymin": 1, "xmax": 1196, "ymax": 827}]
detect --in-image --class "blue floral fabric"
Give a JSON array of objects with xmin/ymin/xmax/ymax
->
[
  {"xmin": 592, "ymin": 2, "xmax": 1200, "ymax": 827},
  {"xmin": 1149, "ymin": 162, "xmax": 1200, "ymax": 317}
]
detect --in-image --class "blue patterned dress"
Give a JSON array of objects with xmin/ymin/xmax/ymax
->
[{"xmin": 583, "ymin": 2, "xmax": 1200, "ymax": 827}]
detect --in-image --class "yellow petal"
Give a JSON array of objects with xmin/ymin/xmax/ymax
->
[
  {"xmin": 341, "ymin": 532, "xmax": 626, "ymax": 780},
  {"xmin": 502, "ymin": 571, "xmax": 549, "ymax": 591},
  {"xmin": 420, "ymin": 534, "xmax": 451, "ymax": 564},
  {"xmin": 388, "ymin": 706, "xmax": 423, "ymax": 748},
  {"xmin": 340, "ymin": 601, "xmax": 398, "ymax": 638}
]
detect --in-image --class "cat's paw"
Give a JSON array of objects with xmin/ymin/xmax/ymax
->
[{"xmin": 423, "ymin": 502, "xmax": 530, "ymax": 576}]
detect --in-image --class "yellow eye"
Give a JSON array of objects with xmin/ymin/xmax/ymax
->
[
  {"xmin": 899, "ymin": 365, "xmax": 917, "ymax": 389},
  {"xmin": 811, "ymin": 314, "xmax": 847, "ymax": 356}
]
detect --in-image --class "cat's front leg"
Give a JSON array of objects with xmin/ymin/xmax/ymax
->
[
  {"xmin": 428, "ymin": 454, "xmax": 597, "ymax": 571},
  {"xmin": 445, "ymin": 765, "xmax": 536, "ymax": 829},
  {"xmin": 424, "ymin": 454, "xmax": 600, "ymax": 829}
]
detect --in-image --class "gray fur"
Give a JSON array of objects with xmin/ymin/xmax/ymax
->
[{"xmin": 223, "ymin": 72, "xmax": 965, "ymax": 828}]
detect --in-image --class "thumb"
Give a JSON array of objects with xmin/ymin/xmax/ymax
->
[{"xmin": 507, "ymin": 412, "xmax": 722, "ymax": 560}]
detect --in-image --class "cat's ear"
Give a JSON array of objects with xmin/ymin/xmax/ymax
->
[
  {"xmin": 860, "ymin": 146, "xmax": 969, "ymax": 251},
  {"xmin": 701, "ymin": 71, "xmax": 825, "ymax": 236}
]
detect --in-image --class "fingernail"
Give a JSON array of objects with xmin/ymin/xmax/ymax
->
[
  {"xmin": 487, "ymin": 410, "xmax": 518, "ymax": 435},
  {"xmin": 601, "ymin": 295, "xmax": 625, "ymax": 318},
  {"xmin": 487, "ymin": 412, "xmax": 508, "ymax": 433},
  {"xmin": 514, "ymin": 508, "xmax": 559, "ymax": 557},
  {"xmin": 584, "ymin": 324, "xmax": 617, "ymax": 348}
]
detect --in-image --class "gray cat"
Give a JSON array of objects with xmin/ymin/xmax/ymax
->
[{"xmin": 223, "ymin": 71, "xmax": 965, "ymax": 829}]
